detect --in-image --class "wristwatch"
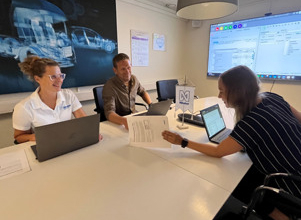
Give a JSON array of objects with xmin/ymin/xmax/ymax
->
[{"xmin": 181, "ymin": 138, "xmax": 189, "ymax": 148}]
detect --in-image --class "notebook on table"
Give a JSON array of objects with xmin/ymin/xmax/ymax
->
[
  {"xmin": 135, "ymin": 99, "xmax": 173, "ymax": 116},
  {"xmin": 31, "ymin": 114, "xmax": 100, "ymax": 162},
  {"xmin": 200, "ymin": 104, "xmax": 232, "ymax": 144}
]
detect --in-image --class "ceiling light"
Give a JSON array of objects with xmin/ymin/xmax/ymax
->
[{"xmin": 176, "ymin": 0, "xmax": 238, "ymax": 20}]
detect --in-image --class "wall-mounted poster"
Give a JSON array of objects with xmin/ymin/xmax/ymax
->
[
  {"xmin": 153, "ymin": 33, "xmax": 165, "ymax": 51},
  {"xmin": 130, "ymin": 30, "xmax": 149, "ymax": 67},
  {"xmin": 0, "ymin": 0, "xmax": 118, "ymax": 95}
]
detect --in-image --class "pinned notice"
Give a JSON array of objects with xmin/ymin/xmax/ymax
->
[{"xmin": 0, "ymin": 149, "xmax": 31, "ymax": 180}]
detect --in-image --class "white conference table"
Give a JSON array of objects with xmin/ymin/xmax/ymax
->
[
  {"xmin": 146, "ymin": 97, "xmax": 252, "ymax": 192},
  {"xmin": 0, "ymin": 97, "xmax": 252, "ymax": 220}
]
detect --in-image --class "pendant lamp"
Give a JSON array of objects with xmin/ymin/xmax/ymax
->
[{"xmin": 176, "ymin": 0, "xmax": 238, "ymax": 20}]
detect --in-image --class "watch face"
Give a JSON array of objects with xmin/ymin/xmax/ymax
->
[{"xmin": 181, "ymin": 138, "xmax": 188, "ymax": 148}]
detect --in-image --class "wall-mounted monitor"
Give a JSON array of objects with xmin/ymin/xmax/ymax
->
[{"xmin": 207, "ymin": 10, "xmax": 301, "ymax": 81}]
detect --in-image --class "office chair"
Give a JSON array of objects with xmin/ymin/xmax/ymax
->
[
  {"xmin": 93, "ymin": 86, "xmax": 107, "ymax": 122},
  {"xmin": 241, "ymin": 173, "xmax": 301, "ymax": 220},
  {"xmin": 156, "ymin": 79, "xmax": 178, "ymax": 102},
  {"xmin": 215, "ymin": 173, "xmax": 301, "ymax": 220},
  {"xmin": 93, "ymin": 86, "xmax": 148, "ymax": 122}
]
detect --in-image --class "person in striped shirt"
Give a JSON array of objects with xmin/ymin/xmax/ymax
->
[{"xmin": 162, "ymin": 65, "xmax": 301, "ymax": 220}]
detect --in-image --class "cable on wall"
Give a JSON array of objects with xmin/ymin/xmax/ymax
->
[{"xmin": 270, "ymin": 80, "xmax": 275, "ymax": 92}]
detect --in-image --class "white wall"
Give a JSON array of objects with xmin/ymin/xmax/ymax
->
[
  {"xmin": 116, "ymin": 0, "xmax": 187, "ymax": 84},
  {"xmin": 184, "ymin": 0, "xmax": 301, "ymax": 109}
]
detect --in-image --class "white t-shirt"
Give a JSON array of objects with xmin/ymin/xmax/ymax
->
[{"xmin": 13, "ymin": 88, "xmax": 82, "ymax": 131}]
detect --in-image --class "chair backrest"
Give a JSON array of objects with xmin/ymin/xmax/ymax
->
[
  {"xmin": 242, "ymin": 173, "xmax": 301, "ymax": 220},
  {"xmin": 156, "ymin": 79, "xmax": 178, "ymax": 102},
  {"xmin": 92, "ymin": 86, "xmax": 107, "ymax": 122}
]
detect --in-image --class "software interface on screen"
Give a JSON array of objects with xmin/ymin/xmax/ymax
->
[
  {"xmin": 207, "ymin": 11, "xmax": 301, "ymax": 80},
  {"xmin": 203, "ymin": 108, "xmax": 225, "ymax": 138}
]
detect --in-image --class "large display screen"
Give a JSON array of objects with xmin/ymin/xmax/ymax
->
[
  {"xmin": 0, "ymin": 0, "xmax": 117, "ymax": 95},
  {"xmin": 207, "ymin": 10, "xmax": 301, "ymax": 81}
]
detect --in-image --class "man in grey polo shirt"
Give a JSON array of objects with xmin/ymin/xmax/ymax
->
[{"xmin": 103, "ymin": 53, "xmax": 152, "ymax": 129}]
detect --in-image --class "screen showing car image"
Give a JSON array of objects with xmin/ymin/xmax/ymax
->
[
  {"xmin": 0, "ymin": 0, "xmax": 117, "ymax": 95},
  {"xmin": 207, "ymin": 10, "xmax": 301, "ymax": 81}
]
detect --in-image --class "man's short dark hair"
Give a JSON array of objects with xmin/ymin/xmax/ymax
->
[{"xmin": 112, "ymin": 53, "xmax": 129, "ymax": 68}]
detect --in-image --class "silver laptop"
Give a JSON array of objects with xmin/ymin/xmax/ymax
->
[
  {"xmin": 135, "ymin": 99, "xmax": 173, "ymax": 116},
  {"xmin": 200, "ymin": 104, "xmax": 232, "ymax": 144},
  {"xmin": 31, "ymin": 114, "xmax": 100, "ymax": 162}
]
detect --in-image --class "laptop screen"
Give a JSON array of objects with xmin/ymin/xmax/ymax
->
[
  {"xmin": 134, "ymin": 99, "xmax": 172, "ymax": 116},
  {"xmin": 201, "ymin": 104, "xmax": 226, "ymax": 138},
  {"xmin": 33, "ymin": 114, "xmax": 100, "ymax": 162}
]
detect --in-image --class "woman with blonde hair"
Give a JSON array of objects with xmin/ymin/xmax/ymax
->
[
  {"xmin": 13, "ymin": 56, "xmax": 86, "ymax": 143},
  {"xmin": 162, "ymin": 65, "xmax": 301, "ymax": 220}
]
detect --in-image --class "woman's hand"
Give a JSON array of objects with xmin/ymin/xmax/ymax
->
[
  {"xmin": 99, "ymin": 134, "xmax": 103, "ymax": 141},
  {"xmin": 14, "ymin": 129, "xmax": 36, "ymax": 143},
  {"xmin": 162, "ymin": 130, "xmax": 183, "ymax": 145}
]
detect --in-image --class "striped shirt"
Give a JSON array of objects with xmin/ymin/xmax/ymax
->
[{"xmin": 230, "ymin": 92, "xmax": 301, "ymax": 197}]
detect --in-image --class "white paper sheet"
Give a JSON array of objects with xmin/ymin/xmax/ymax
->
[
  {"xmin": 127, "ymin": 116, "xmax": 170, "ymax": 148},
  {"xmin": 131, "ymin": 30, "xmax": 149, "ymax": 66},
  {"xmin": 0, "ymin": 149, "xmax": 31, "ymax": 180}
]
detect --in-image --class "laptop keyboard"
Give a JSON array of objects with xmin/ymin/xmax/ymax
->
[{"xmin": 212, "ymin": 129, "xmax": 231, "ymax": 143}]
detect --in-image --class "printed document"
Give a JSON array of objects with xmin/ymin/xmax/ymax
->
[
  {"xmin": 127, "ymin": 116, "xmax": 170, "ymax": 148},
  {"xmin": 0, "ymin": 149, "xmax": 31, "ymax": 180}
]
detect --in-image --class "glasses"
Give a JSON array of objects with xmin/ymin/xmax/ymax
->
[{"xmin": 47, "ymin": 73, "xmax": 66, "ymax": 81}]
